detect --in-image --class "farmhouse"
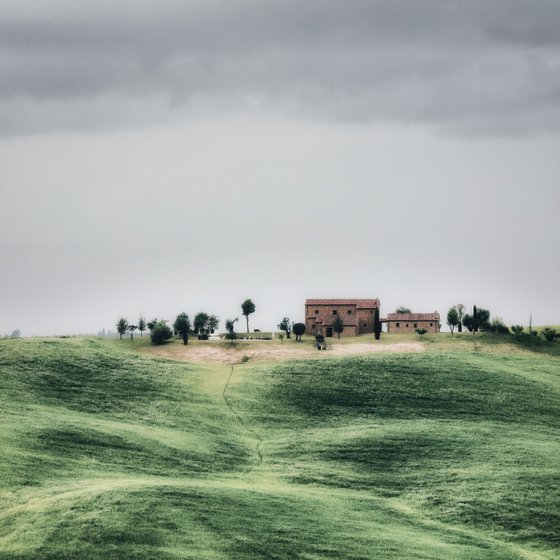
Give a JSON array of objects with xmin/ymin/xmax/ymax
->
[
  {"xmin": 305, "ymin": 299, "xmax": 380, "ymax": 337},
  {"xmin": 384, "ymin": 312, "xmax": 440, "ymax": 333}
]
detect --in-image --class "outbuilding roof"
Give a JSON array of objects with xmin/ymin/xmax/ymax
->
[{"xmin": 386, "ymin": 312, "xmax": 439, "ymax": 321}]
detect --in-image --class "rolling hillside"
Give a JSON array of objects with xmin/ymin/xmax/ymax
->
[{"xmin": 0, "ymin": 336, "xmax": 558, "ymax": 559}]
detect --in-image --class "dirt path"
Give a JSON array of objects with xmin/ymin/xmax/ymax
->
[{"xmin": 144, "ymin": 341, "xmax": 424, "ymax": 364}]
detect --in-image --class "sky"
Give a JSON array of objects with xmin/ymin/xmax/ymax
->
[{"xmin": 1, "ymin": 0, "xmax": 559, "ymax": 336}]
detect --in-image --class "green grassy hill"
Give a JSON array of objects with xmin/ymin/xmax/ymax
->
[{"xmin": 0, "ymin": 336, "xmax": 558, "ymax": 559}]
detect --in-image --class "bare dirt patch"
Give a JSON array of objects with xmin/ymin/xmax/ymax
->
[{"xmin": 142, "ymin": 341, "xmax": 424, "ymax": 364}]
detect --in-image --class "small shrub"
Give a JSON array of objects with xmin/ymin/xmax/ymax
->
[
  {"xmin": 511, "ymin": 325, "xmax": 524, "ymax": 336},
  {"xmin": 415, "ymin": 328, "xmax": 428, "ymax": 337}
]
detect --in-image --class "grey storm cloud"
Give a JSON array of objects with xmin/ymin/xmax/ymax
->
[{"xmin": 2, "ymin": 0, "xmax": 560, "ymax": 135}]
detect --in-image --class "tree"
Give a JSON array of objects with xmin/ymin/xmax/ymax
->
[
  {"xmin": 173, "ymin": 313, "xmax": 191, "ymax": 345},
  {"xmin": 416, "ymin": 328, "xmax": 428, "ymax": 337},
  {"xmin": 241, "ymin": 299, "xmax": 256, "ymax": 332},
  {"xmin": 447, "ymin": 306, "xmax": 459, "ymax": 335},
  {"xmin": 511, "ymin": 325, "xmax": 524, "ymax": 336},
  {"xmin": 490, "ymin": 317, "xmax": 510, "ymax": 334},
  {"xmin": 225, "ymin": 318, "xmax": 238, "ymax": 342},
  {"xmin": 9, "ymin": 329, "xmax": 21, "ymax": 338},
  {"xmin": 541, "ymin": 327, "xmax": 558, "ymax": 342},
  {"xmin": 147, "ymin": 318, "xmax": 158, "ymax": 332},
  {"xmin": 293, "ymin": 322, "xmax": 306, "ymax": 341},
  {"xmin": 277, "ymin": 317, "xmax": 292, "ymax": 339},
  {"xmin": 456, "ymin": 304, "xmax": 465, "ymax": 333},
  {"xmin": 138, "ymin": 316, "xmax": 146, "ymax": 337},
  {"xmin": 116, "ymin": 317, "xmax": 128, "ymax": 340},
  {"xmin": 463, "ymin": 305, "xmax": 490, "ymax": 333},
  {"xmin": 208, "ymin": 315, "xmax": 220, "ymax": 334},
  {"xmin": 395, "ymin": 306, "xmax": 411, "ymax": 314},
  {"xmin": 332, "ymin": 315, "xmax": 344, "ymax": 338},
  {"xmin": 477, "ymin": 308, "xmax": 491, "ymax": 331},
  {"xmin": 374, "ymin": 307, "xmax": 381, "ymax": 340},
  {"xmin": 193, "ymin": 312, "xmax": 210, "ymax": 337},
  {"xmin": 128, "ymin": 324, "xmax": 138, "ymax": 340},
  {"xmin": 150, "ymin": 321, "xmax": 173, "ymax": 345}
]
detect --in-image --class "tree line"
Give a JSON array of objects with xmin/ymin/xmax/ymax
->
[
  {"xmin": 116, "ymin": 298, "xmax": 260, "ymax": 345},
  {"xmin": 446, "ymin": 304, "xmax": 559, "ymax": 341}
]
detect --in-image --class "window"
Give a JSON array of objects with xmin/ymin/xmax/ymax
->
[
  {"xmin": 430, "ymin": 323, "xmax": 433, "ymax": 326},
  {"xmin": 414, "ymin": 323, "xmax": 417, "ymax": 328},
  {"xmin": 363, "ymin": 323, "xmax": 366, "ymax": 327},
  {"xmin": 406, "ymin": 324, "xmax": 409, "ymax": 327},
  {"xmin": 312, "ymin": 324, "xmax": 315, "ymax": 329},
  {"xmin": 347, "ymin": 309, "xmax": 352, "ymax": 315},
  {"xmin": 315, "ymin": 310, "xmax": 319, "ymax": 314},
  {"xmin": 396, "ymin": 322, "xmax": 400, "ymax": 328},
  {"xmin": 370, "ymin": 310, "xmax": 373, "ymax": 314},
  {"xmin": 333, "ymin": 310, "xmax": 337, "ymax": 315}
]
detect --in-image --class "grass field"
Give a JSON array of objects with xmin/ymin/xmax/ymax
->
[{"xmin": 0, "ymin": 335, "xmax": 558, "ymax": 559}]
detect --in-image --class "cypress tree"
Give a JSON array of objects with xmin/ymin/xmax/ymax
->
[{"xmin": 374, "ymin": 307, "xmax": 381, "ymax": 340}]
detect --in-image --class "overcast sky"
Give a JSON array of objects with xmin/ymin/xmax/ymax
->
[{"xmin": 1, "ymin": 0, "xmax": 559, "ymax": 336}]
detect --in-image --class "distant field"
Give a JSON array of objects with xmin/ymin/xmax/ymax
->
[{"xmin": 0, "ymin": 335, "xmax": 558, "ymax": 559}]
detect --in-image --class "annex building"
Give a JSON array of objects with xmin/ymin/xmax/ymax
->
[
  {"xmin": 384, "ymin": 312, "xmax": 441, "ymax": 333},
  {"xmin": 305, "ymin": 299, "xmax": 380, "ymax": 337}
]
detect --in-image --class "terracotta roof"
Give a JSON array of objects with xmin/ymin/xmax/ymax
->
[
  {"xmin": 306, "ymin": 298, "xmax": 379, "ymax": 308},
  {"xmin": 386, "ymin": 312, "xmax": 439, "ymax": 321}
]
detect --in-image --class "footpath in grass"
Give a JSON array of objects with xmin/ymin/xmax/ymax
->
[{"xmin": 0, "ymin": 336, "xmax": 558, "ymax": 559}]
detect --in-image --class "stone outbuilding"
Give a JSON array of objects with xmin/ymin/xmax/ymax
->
[
  {"xmin": 384, "ymin": 312, "xmax": 440, "ymax": 333},
  {"xmin": 305, "ymin": 299, "xmax": 380, "ymax": 337}
]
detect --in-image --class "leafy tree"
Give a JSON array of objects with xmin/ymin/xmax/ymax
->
[
  {"xmin": 147, "ymin": 318, "xmax": 158, "ymax": 332},
  {"xmin": 208, "ymin": 315, "xmax": 220, "ymax": 334},
  {"xmin": 490, "ymin": 317, "xmax": 510, "ymax": 334},
  {"xmin": 332, "ymin": 315, "xmax": 344, "ymax": 338},
  {"xmin": 415, "ymin": 328, "xmax": 428, "ymax": 337},
  {"xmin": 138, "ymin": 316, "xmax": 146, "ymax": 337},
  {"xmin": 128, "ymin": 324, "xmax": 138, "ymax": 340},
  {"xmin": 173, "ymin": 313, "xmax": 191, "ymax": 345},
  {"xmin": 395, "ymin": 306, "xmax": 411, "ymax": 314},
  {"xmin": 277, "ymin": 317, "xmax": 292, "ymax": 339},
  {"xmin": 9, "ymin": 330, "xmax": 21, "ymax": 338},
  {"xmin": 447, "ymin": 306, "xmax": 459, "ymax": 335},
  {"xmin": 241, "ymin": 299, "xmax": 256, "ymax": 332},
  {"xmin": 293, "ymin": 323, "xmax": 306, "ymax": 341},
  {"xmin": 477, "ymin": 308, "xmax": 491, "ymax": 331},
  {"xmin": 374, "ymin": 307, "xmax": 381, "ymax": 340},
  {"xmin": 463, "ymin": 305, "xmax": 490, "ymax": 333},
  {"xmin": 150, "ymin": 321, "xmax": 173, "ymax": 345},
  {"xmin": 511, "ymin": 325, "xmax": 524, "ymax": 336},
  {"xmin": 225, "ymin": 318, "xmax": 238, "ymax": 342},
  {"xmin": 116, "ymin": 317, "xmax": 128, "ymax": 340},
  {"xmin": 541, "ymin": 327, "xmax": 558, "ymax": 342},
  {"xmin": 456, "ymin": 304, "xmax": 465, "ymax": 333},
  {"xmin": 193, "ymin": 312, "xmax": 210, "ymax": 336}
]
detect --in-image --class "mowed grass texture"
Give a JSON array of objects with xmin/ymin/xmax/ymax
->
[{"xmin": 0, "ymin": 338, "xmax": 558, "ymax": 559}]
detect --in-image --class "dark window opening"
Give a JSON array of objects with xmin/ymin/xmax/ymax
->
[
  {"xmin": 406, "ymin": 324, "xmax": 409, "ymax": 327},
  {"xmin": 430, "ymin": 323, "xmax": 433, "ymax": 326},
  {"xmin": 332, "ymin": 310, "xmax": 337, "ymax": 315},
  {"xmin": 396, "ymin": 322, "xmax": 400, "ymax": 327},
  {"xmin": 315, "ymin": 310, "xmax": 319, "ymax": 314},
  {"xmin": 414, "ymin": 323, "xmax": 418, "ymax": 328},
  {"xmin": 347, "ymin": 309, "xmax": 352, "ymax": 314}
]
